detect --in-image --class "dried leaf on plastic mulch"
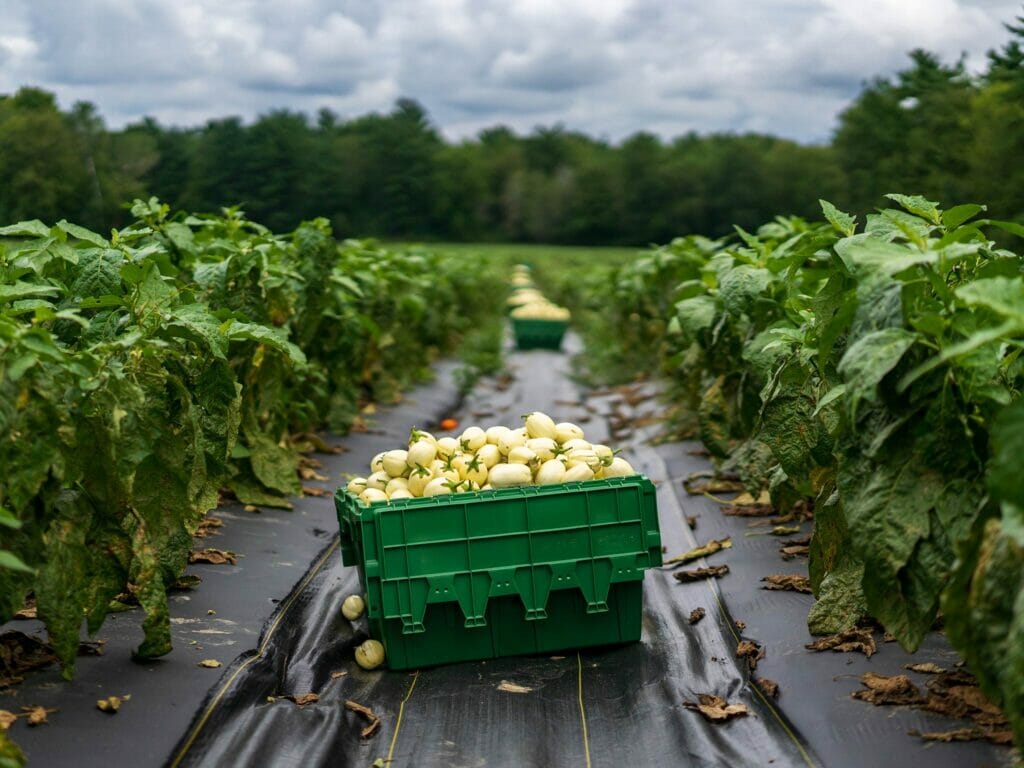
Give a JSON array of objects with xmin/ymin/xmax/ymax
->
[
  {"xmin": 761, "ymin": 574, "xmax": 812, "ymax": 594},
  {"xmin": 851, "ymin": 673, "xmax": 924, "ymax": 706},
  {"xmin": 302, "ymin": 486, "xmax": 332, "ymax": 497},
  {"xmin": 673, "ymin": 565, "xmax": 730, "ymax": 583},
  {"xmin": 288, "ymin": 693, "xmax": 320, "ymax": 706},
  {"xmin": 688, "ymin": 608, "xmax": 706, "ymax": 625},
  {"xmin": 22, "ymin": 705, "xmax": 56, "ymax": 726},
  {"xmin": 683, "ymin": 476, "xmax": 745, "ymax": 495},
  {"xmin": 755, "ymin": 678, "xmax": 780, "ymax": 699},
  {"xmin": 805, "ymin": 627, "xmax": 876, "ymax": 657},
  {"xmin": 198, "ymin": 659, "xmax": 222, "ymax": 668},
  {"xmin": 497, "ymin": 681, "xmax": 533, "ymax": 694},
  {"xmin": 664, "ymin": 538, "xmax": 732, "ymax": 566},
  {"xmin": 195, "ymin": 517, "xmax": 223, "ymax": 538},
  {"xmin": 684, "ymin": 694, "xmax": 750, "ymax": 722},
  {"xmin": 96, "ymin": 695, "xmax": 130, "ymax": 713},
  {"xmin": 190, "ymin": 549, "xmax": 238, "ymax": 566},
  {"xmin": 1, "ymin": 632, "xmax": 58, "ymax": 687},
  {"xmin": 0, "ymin": 710, "xmax": 17, "ymax": 730},
  {"xmin": 736, "ymin": 640, "xmax": 764, "ymax": 672},
  {"xmin": 904, "ymin": 662, "xmax": 945, "ymax": 675},
  {"xmin": 779, "ymin": 544, "xmax": 811, "ymax": 560},
  {"xmin": 345, "ymin": 700, "xmax": 381, "ymax": 739}
]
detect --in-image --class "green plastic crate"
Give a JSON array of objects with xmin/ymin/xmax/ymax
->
[
  {"xmin": 511, "ymin": 317, "xmax": 569, "ymax": 350},
  {"xmin": 335, "ymin": 476, "xmax": 661, "ymax": 670}
]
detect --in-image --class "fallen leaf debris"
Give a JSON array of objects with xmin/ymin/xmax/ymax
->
[
  {"xmin": 345, "ymin": 699, "xmax": 381, "ymax": 739},
  {"xmin": 673, "ymin": 565, "xmax": 730, "ymax": 583},
  {"xmin": 684, "ymin": 694, "xmax": 750, "ymax": 722},
  {"xmin": 805, "ymin": 627, "xmax": 876, "ymax": 658}
]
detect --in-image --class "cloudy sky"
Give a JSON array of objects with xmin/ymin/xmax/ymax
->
[{"xmin": 0, "ymin": 0, "xmax": 1020, "ymax": 143}]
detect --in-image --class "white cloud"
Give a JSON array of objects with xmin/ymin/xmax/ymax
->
[{"xmin": 0, "ymin": 0, "xmax": 1019, "ymax": 140}]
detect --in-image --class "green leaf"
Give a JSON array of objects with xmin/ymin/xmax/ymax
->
[
  {"xmin": 760, "ymin": 395, "xmax": 833, "ymax": 477},
  {"xmin": 698, "ymin": 375, "xmax": 732, "ymax": 458},
  {"xmin": 899, "ymin": 320, "xmax": 1019, "ymax": 393},
  {"xmin": 941, "ymin": 204, "xmax": 986, "ymax": 230},
  {"xmin": 0, "ymin": 508, "xmax": 22, "ymax": 530},
  {"xmin": 943, "ymin": 507, "xmax": 1024, "ymax": 747},
  {"xmin": 837, "ymin": 327, "xmax": 918, "ymax": 412},
  {"xmin": 0, "ymin": 281, "xmax": 60, "ymax": 303},
  {"xmin": 0, "ymin": 551, "xmax": 33, "ymax": 573},
  {"xmin": 989, "ymin": 401, "xmax": 1024, "ymax": 506},
  {"xmin": 819, "ymin": 199, "xmax": 857, "ymax": 237},
  {"xmin": 812, "ymin": 385, "xmax": 846, "ymax": 417},
  {"xmin": 807, "ymin": 560, "xmax": 868, "ymax": 635},
  {"xmin": 224, "ymin": 321, "xmax": 306, "ymax": 365},
  {"xmin": 980, "ymin": 218, "xmax": 1024, "ymax": 239},
  {"xmin": 834, "ymin": 235, "xmax": 936, "ymax": 275},
  {"xmin": 884, "ymin": 193, "xmax": 941, "ymax": 225},
  {"xmin": 167, "ymin": 304, "xmax": 229, "ymax": 359},
  {"xmin": 956, "ymin": 276, "xmax": 1024, "ymax": 326},
  {"xmin": 56, "ymin": 220, "xmax": 109, "ymax": 247},
  {"xmin": 718, "ymin": 265, "xmax": 770, "ymax": 317},
  {"xmin": 0, "ymin": 728, "xmax": 26, "ymax": 768},
  {"xmin": 673, "ymin": 295, "xmax": 718, "ymax": 337},
  {"xmin": 0, "ymin": 220, "xmax": 50, "ymax": 238}
]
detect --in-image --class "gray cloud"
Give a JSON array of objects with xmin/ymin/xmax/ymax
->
[{"xmin": 0, "ymin": 0, "xmax": 1020, "ymax": 142}]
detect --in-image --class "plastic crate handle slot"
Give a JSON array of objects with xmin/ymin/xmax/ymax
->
[
  {"xmin": 576, "ymin": 558, "xmax": 613, "ymax": 614},
  {"xmin": 452, "ymin": 572, "xmax": 491, "ymax": 629},
  {"xmin": 515, "ymin": 564, "xmax": 553, "ymax": 620},
  {"xmin": 393, "ymin": 577, "xmax": 429, "ymax": 635}
]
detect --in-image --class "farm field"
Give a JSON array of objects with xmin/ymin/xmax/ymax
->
[{"xmin": 1, "ymin": 194, "xmax": 1021, "ymax": 767}]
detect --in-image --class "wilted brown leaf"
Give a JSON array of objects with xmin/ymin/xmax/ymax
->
[
  {"xmin": 1, "ymin": 631, "xmax": 58, "ymax": 683},
  {"xmin": 289, "ymin": 693, "xmax": 319, "ymax": 706},
  {"xmin": 805, "ymin": 627, "xmax": 876, "ymax": 657},
  {"xmin": 736, "ymin": 640, "xmax": 764, "ymax": 672},
  {"xmin": 302, "ymin": 486, "xmax": 331, "ymax": 497},
  {"xmin": 735, "ymin": 620, "xmax": 746, "ymax": 631},
  {"xmin": 684, "ymin": 694, "xmax": 749, "ymax": 722},
  {"xmin": 755, "ymin": 678, "xmax": 780, "ymax": 700},
  {"xmin": 190, "ymin": 549, "xmax": 237, "ymax": 566},
  {"xmin": 683, "ymin": 477, "xmax": 745, "ymax": 496},
  {"xmin": 330, "ymin": 670, "xmax": 348, "ymax": 680},
  {"xmin": 673, "ymin": 565, "xmax": 730, "ymax": 583},
  {"xmin": 198, "ymin": 659, "xmax": 222, "ymax": 669},
  {"xmin": 904, "ymin": 663, "xmax": 945, "ymax": 675},
  {"xmin": 686, "ymin": 516, "xmax": 697, "ymax": 530},
  {"xmin": 722, "ymin": 503, "xmax": 774, "ymax": 517},
  {"xmin": 851, "ymin": 673, "xmax": 924, "ymax": 706},
  {"xmin": 688, "ymin": 608, "xmax": 706, "ymax": 625},
  {"xmin": 779, "ymin": 545, "xmax": 810, "ymax": 560},
  {"xmin": 345, "ymin": 699, "xmax": 381, "ymax": 739},
  {"xmin": 13, "ymin": 606, "xmax": 36, "ymax": 621},
  {"xmin": 78, "ymin": 640, "xmax": 105, "ymax": 656},
  {"xmin": 243, "ymin": 504, "xmax": 260, "ymax": 513},
  {"xmin": 21, "ymin": 705, "xmax": 56, "ymax": 726},
  {"xmin": 0, "ymin": 710, "xmax": 16, "ymax": 730},
  {"xmin": 96, "ymin": 695, "xmax": 129, "ymax": 713},
  {"xmin": 761, "ymin": 574, "xmax": 812, "ymax": 594},
  {"xmin": 195, "ymin": 517, "xmax": 223, "ymax": 539},
  {"xmin": 299, "ymin": 467, "xmax": 329, "ymax": 482},
  {"xmin": 172, "ymin": 574, "xmax": 203, "ymax": 590},
  {"xmin": 664, "ymin": 538, "xmax": 732, "ymax": 566},
  {"xmin": 497, "ymin": 681, "xmax": 533, "ymax": 694}
]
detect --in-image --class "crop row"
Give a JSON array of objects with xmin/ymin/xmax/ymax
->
[
  {"xmin": 570, "ymin": 195, "xmax": 1023, "ymax": 745},
  {"xmin": 0, "ymin": 198, "xmax": 504, "ymax": 686}
]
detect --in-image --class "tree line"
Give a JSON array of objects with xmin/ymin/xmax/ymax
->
[{"xmin": 1, "ymin": 13, "xmax": 1022, "ymax": 243}]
